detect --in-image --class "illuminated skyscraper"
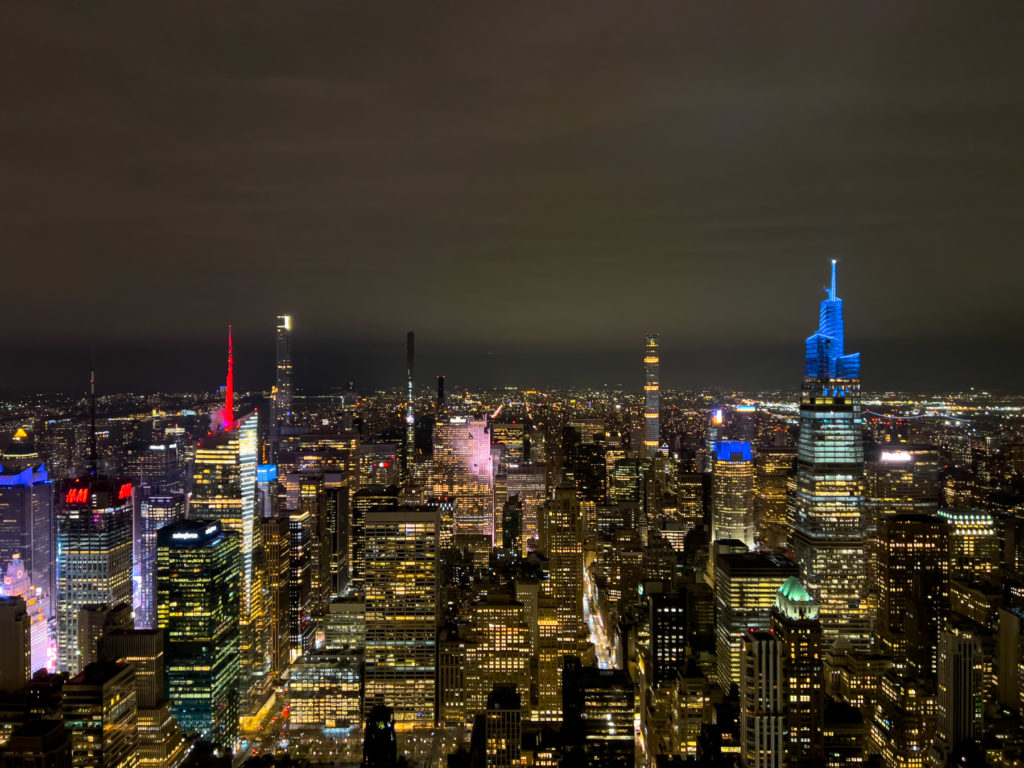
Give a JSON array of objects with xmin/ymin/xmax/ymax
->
[
  {"xmin": 363, "ymin": 509, "xmax": 438, "ymax": 739},
  {"xmin": 711, "ymin": 441, "xmax": 755, "ymax": 549},
  {"xmin": 157, "ymin": 520, "xmax": 241, "ymax": 747},
  {"xmin": 506, "ymin": 462, "xmax": 546, "ymax": 548},
  {"xmin": 1, "ymin": 556, "xmax": 50, "ymax": 674},
  {"xmin": 754, "ymin": 447, "xmax": 795, "ymax": 548},
  {"xmin": 644, "ymin": 333, "xmax": 660, "ymax": 459},
  {"xmin": 63, "ymin": 661, "xmax": 138, "ymax": 768},
  {"xmin": 931, "ymin": 628, "xmax": 983, "ymax": 766},
  {"xmin": 0, "ymin": 463, "xmax": 54, "ymax": 624},
  {"xmin": 936, "ymin": 507, "xmax": 998, "ymax": 581},
  {"xmin": 432, "ymin": 417, "xmax": 493, "ymax": 542},
  {"xmin": 135, "ymin": 492, "xmax": 185, "ymax": 630},
  {"xmin": 866, "ymin": 446, "xmax": 940, "ymax": 622},
  {"xmin": 874, "ymin": 513, "xmax": 949, "ymax": 676},
  {"xmin": 57, "ymin": 477, "xmax": 134, "ymax": 674},
  {"xmin": 288, "ymin": 506, "xmax": 315, "ymax": 657},
  {"xmin": 714, "ymin": 552, "xmax": 798, "ymax": 688},
  {"xmin": 789, "ymin": 260, "xmax": 869, "ymax": 642},
  {"xmin": 270, "ymin": 314, "xmax": 293, "ymax": 460},
  {"xmin": 739, "ymin": 629, "xmax": 784, "ymax": 768},
  {"xmin": 867, "ymin": 446, "xmax": 940, "ymax": 518},
  {"xmin": 466, "ymin": 592, "xmax": 531, "ymax": 723},
  {"xmin": 102, "ymin": 629, "xmax": 187, "ymax": 768},
  {"xmin": 261, "ymin": 515, "xmax": 290, "ymax": 683},
  {"xmin": 543, "ymin": 484, "xmax": 585, "ymax": 639},
  {"xmin": 350, "ymin": 485, "xmax": 399, "ymax": 590},
  {"xmin": 771, "ymin": 577, "xmax": 823, "ymax": 766},
  {"xmin": 190, "ymin": 330, "xmax": 264, "ymax": 708}
]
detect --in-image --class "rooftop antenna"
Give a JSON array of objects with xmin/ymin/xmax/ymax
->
[
  {"xmin": 89, "ymin": 349, "xmax": 98, "ymax": 477},
  {"xmin": 830, "ymin": 259, "xmax": 838, "ymax": 301},
  {"xmin": 225, "ymin": 325, "xmax": 235, "ymax": 430}
]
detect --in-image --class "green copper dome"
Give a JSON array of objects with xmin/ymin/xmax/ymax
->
[
  {"xmin": 775, "ymin": 576, "xmax": 820, "ymax": 621},
  {"xmin": 778, "ymin": 576, "xmax": 812, "ymax": 603}
]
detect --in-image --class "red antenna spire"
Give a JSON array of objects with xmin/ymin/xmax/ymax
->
[{"xmin": 225, "ymin": 324, "xmax": 235, "ymax": 430}]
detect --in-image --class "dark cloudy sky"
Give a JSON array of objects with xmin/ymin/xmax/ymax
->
[{"xmin": 3, "ymin": 3, "xmax": 1024, "ymax": 395}]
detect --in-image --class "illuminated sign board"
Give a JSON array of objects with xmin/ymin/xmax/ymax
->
[
  {"xmin": 880, "ymin": 451, "xmax": 913, "ymax": 463},
  {"xmin": 65, "ymin": 488, "xmax": 89, "ymax": 505}
]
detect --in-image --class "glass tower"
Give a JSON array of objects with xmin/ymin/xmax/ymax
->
[
  {"xmin": 789, "ymin": 261, "xmax": 869, "ymax": 643},
  {"xmin": 191, "ymin": 410, "xmax": 262, "ymax": 700},
  {"xmin": 157, "ymin": 520, "xmax": 241, "ymax": 747},
  {"xmin": 270, "ymin": 314, "xmax": 293, "ymax": 460}
]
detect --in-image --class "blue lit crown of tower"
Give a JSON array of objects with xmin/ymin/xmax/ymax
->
[{"xmin": 804, "ymin": 261, "xmax": 860, "ymax": 380}]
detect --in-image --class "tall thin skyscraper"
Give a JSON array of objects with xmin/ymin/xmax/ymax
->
[
  {"xmin": 271, "ymin": 314, "xmax": 293, "ymax": 460},
  {"xmin": 405, "ymin": 331, "xmax": 415, "ymax": 479},
  {"xmin": 643, "ymin": 333, "xmax": 660, "ymax": 459},
  {"xmin": 437, "ymin": 374, "xmax": 446, "ymax": 415},
  {"xmin": 788, "ymin": 261, "xmax": 869, "ymax": 643}
]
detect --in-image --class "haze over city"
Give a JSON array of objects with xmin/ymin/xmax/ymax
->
[{"xmin": 4, "ymin": 3, "xmax": 1024, "ymax": 393}]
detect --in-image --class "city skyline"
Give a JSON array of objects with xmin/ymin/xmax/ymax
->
[{"xmin": 2, "ymin": 4, "xmax": 1024, "ymax": 766}]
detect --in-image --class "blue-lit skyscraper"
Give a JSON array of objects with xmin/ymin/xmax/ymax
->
[
  {"xmin": 711, "ymin": 440, "xmax": 755, "ymax": 549},
  {"xmin": 804, "ymin": 260, "xmax": 860, "ymax": 381},
  {"xmin": 0, "ymin": 463, "xmax": 54, "ymax": 629},
  {"xmin": 788, "ymin": 260, "xmax": 869, "ymax": 643}
]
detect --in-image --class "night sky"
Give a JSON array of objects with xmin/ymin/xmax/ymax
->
[{"xmin": 3, "ymin": 3, "xmax": 1024, "ymax": 395}]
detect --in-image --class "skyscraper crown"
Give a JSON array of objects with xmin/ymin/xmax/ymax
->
[{"xmin": 804, "ymin": 260, "xmax": 860, "ymax": 380}]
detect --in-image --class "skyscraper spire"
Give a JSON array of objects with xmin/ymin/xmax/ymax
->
[
  {"xmin": 805, "ymin": 260, "xmax": 859, "ymax": 381},
  {"xmin": 89, "ymin": 354, "xmax": 97, "ymax": 477},
  {"xmin": 225, "ymin": 325, "xmax": 234, "ymax": 431},
  {"xmin": 405, "ymin": 331, "xmax": 415, "ymax": 480}
]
